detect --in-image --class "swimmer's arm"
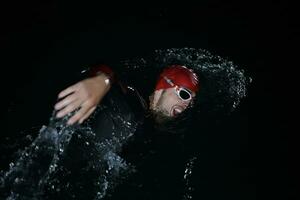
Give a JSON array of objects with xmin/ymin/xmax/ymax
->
[{"xmin": 54, "ymin": 65, "xmax": 114, "ymax": 125}]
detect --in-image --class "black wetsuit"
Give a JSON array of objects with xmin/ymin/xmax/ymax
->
[
  {"xmin": 40, "ymin": 84, "xmax": 145, "ymax": 200},
  {"xmin": 98, "ymin": 85, "xmax": 188, "ymax": 200},
  {"xmin": 28, "ymin": 78, "xmax": 186, "ymax": 200},
  {"xmin": 1, "ymin": 47, "xmax": 248, "ymax": 200}
]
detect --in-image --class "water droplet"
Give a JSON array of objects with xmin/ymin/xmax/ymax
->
[{"xmin": 9, "ymin": 162, "xmax": 14, "ymax": 168}]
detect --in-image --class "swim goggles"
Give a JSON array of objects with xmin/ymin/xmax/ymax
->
[{"xmin": 163, "ymin": 76, "xmax": 193, "ymax": 101}]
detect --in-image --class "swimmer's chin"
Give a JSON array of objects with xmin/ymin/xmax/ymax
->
[{"xmin": 150, "ymin": 110, "xmax": 175, "ymax": 124}]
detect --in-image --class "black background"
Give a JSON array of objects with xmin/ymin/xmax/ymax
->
[{"xmin": 1, "ymin": 1, "xmax": 293, "ymax": 199}]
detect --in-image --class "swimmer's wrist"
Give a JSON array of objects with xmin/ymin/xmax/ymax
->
[
  {"xmin": 94, "ymin": 73, "xmax": 112, "ymax": 88},
  {"xmin": 88, "ymin": 64, "xmax": 116, "ymax": 84}
]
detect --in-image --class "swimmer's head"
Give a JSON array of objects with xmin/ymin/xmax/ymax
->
[{"xmin": 149, "ymin": 65, "xmax": 199, "ymax": 122}]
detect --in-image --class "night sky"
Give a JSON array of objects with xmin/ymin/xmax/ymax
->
[{"xmin": 1, "ymin": 1, "xmax": 293, "ymax": 199}]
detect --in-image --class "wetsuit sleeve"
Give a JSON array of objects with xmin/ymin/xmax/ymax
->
[{"xmin": 88, "ymin": 64, "xmax": 117, "ymax": 84}]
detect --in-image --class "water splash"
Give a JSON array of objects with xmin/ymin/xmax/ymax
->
[
  {"xmin": 120, "ymin": 47, "xmax": 251, "ymax": 116},
  {"xmin": 0, "ymin": 110, "xmax": 83, "ymax": 199},
  {"xmin": 153, "ymin": 48, "xmax": 251, "ymax": 114},
  {"xmin": 1, "ymin": 47, "xmax": 250, "ymax": 199},
  {"xmin": 1, "ymin": 100, "xmax": 138, "ymax": 200},
  {"xmin": 118, "ymin": 48, "xmax": 251, "ymax": 199},
  {"xmin": 182, "ymin": 156, "xmax": 197, "ymax": 200}
]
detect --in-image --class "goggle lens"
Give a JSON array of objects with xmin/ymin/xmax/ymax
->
[{"xmin": 179, "ymin": 89, "xmax": 191, "ymax": 100}]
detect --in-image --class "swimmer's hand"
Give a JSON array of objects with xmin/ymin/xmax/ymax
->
[{"xmin": 54, "ymin": 73, "xmax": 111, "ymax": 125}]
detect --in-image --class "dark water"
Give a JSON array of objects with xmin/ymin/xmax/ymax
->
[
  {"xmin": 1, "ymin": 47, "xmax": 250, "ymax": 199},
  {"xmin": 1, "ymin": 3, "xmax": 288, "ymax": 200}
]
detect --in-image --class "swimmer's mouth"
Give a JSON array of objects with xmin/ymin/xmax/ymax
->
[{"xmin": 171, "ymin": 105, "xmax": 184, "ymax": 117}]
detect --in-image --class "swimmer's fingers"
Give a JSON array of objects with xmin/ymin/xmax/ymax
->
[
  {"xmin": 67, "ymin": 101, "xmax": 92, "ymax": 125},
  {"xmin": 54, "ymin": 93, "xmax": 77, "ymax": 111},
  {"xmin": 56, "ymin": 99, "xmax": 82, "ymax": 118},
  {"xmin": 78, "ymin": 106, "xmax": 97, "ymax": 124},
  {"xmin": 57, "ymin": 84, "xmax": 78, "ymax": 99}
]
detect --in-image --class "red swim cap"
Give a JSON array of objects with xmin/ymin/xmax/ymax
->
[{"xmin": 155, "ymin": 65, "xmax": 199, "ymax": 92}]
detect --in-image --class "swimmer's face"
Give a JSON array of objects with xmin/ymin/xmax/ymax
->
[{"xmin": 150, "ymin": 87, "xmax": 195, "ymax": 119}]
